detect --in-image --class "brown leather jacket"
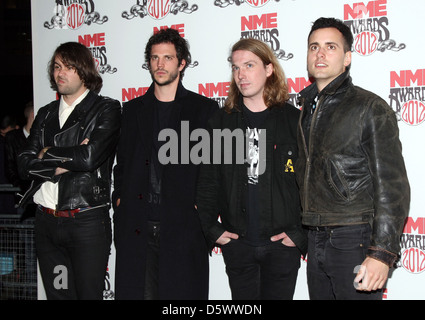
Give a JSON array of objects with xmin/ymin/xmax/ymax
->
[{"xmin": 296, "ymin": 69, "xmax": 410, "ymax": 266}]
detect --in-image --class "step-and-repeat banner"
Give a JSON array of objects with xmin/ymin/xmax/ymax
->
[{"xmin": 31, "ymin": 0, "xmax": 424, "ymax": 300}]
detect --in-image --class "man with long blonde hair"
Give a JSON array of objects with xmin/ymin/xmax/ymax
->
[
  {"xmin": 196, "ymin": 38, "xmax": 307, "ymax": 300},
  {"xmin": 224, "ymin": 38, "xmax": 289, "ymax": 113}
]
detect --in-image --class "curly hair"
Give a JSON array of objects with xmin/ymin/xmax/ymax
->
[
  {"xmin": 144, "ymin": 28, "xmax": 191, "ymax": 79},
  {"xmin": 48, "ymin": 42, "xmax": 102, "ymax": 93},
  {"xmin": 224, "ymin": 38, "xmax": 289, "ymax": 113}
]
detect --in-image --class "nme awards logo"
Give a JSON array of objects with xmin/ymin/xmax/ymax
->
[
  {"xmin": 343, "ymin": 0, "xmax": 405, "ymax": 56},
  {"xmin": 287, "ymin": 77, "xmax": 311, "ymax": 108},
  {"xmin": 78, "ymin": 33, "xmax": 117, "ymax": 74},
  {"xmin": 389, "ymin": 69, "xmax": 425, "ymax": 126},
  {"xmin": 214, "ymin": 0, "xmax": 279, "ymax": 8},
  {"xmin": 399, "ymin": 217, "xmax": 425, "ymax": 274},
  {"xmin": 122, "ymin": 0, "xmax": 198, "ymax": 20},
  {"xmin": 240, "ymin": 12, "xmax": 293, "ymax": 61},
  {"xmin": 44, "ymin": 0, "xmax": 108, "ymax": 30},
  {"xmin": 199, "ymin": 82, "xmax": 230, "ymax": 108}
]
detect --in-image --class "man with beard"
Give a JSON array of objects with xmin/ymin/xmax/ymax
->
[
  {"xmin": 113, "ymin": 28, "xmax": 218, "ymax": 299},
  {"xmin": 18, "ymin": 42, "xmax": 121, "ymax": 299}
]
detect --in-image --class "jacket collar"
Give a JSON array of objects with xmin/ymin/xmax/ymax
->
[
  {"xmin": 44, "ymin": 91, "xmax": 98, "ymax": 129},
  {"xmin": 300, "ymin": 67, "xmax": 352, "ymax": 101},
  {"xmin": 59, "ymin": 90, "xmax": 99, "ymax": 130},
  {"xmin": 142, "ymin": 80, "xmax": 188, "ymax": 104},
  {"xmin": 48, "ymin": 90, "xmax": 98, "ymax": 113},
  {"xmin": 134, "ymin": 81, "xmax": 188, "ymax": 148}
]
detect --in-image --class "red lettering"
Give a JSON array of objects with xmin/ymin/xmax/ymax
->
[
  {"xmin": 390, "ymin": 69, "xmax": 425, "ymax": 87},
  {"xmin": 153, "ymin": 24, "xmax": 185, "ymax": 37},
  {"xmin": 66, "ymin": 3, "xmax": 85, "ymax": 30},
  {"xmin": 344, "ymin": 0, "xmax": 387, "ymax": 20},
  {"xmin": 198, "ymin": 82, "xmax": 230, "ymax": 97},
  {"xmin": 354, "ymin": 31, "xmax": 378, "ymax": 56},
  {"xmin": 287, "ymin": 77, "xmax": 311, "ymax": 94},
  {"xmin": 122, "ymin": 87, "xmax": 150, "ymax": 102},
  {"xmin": 403, "ymin": 217, "xmax": 424, "ymax": 234},
  {"xmin": 148, "ymin": 0, "xmax": 170, "ymax": 19},
  {"xmin": 402, "ymin": 248, "xmax": 425, "ymax": 273},
  {"xmin": 246, "ymin": 0, "xmax": 269, "ymax": 6},
  {"xmin": 241, "ymin": 13, "xmax": 277, "ymax": 31},
  {"xmin": 78, "ymin": 33, "xmax": 106, "ymax": 47},
  {"xmin": 212, "ymin": 247, "xmax": 222, "ymax": 255},
  {"xmin": 401, "ymin": 100, "xmax": 425, "ymax": 126}
]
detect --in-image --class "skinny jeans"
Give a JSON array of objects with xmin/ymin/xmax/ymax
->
[
  {"xmin": 221, "ymin": 239, "xmax": 301, "ymax": 300},
  {"xmin": 35, "ymin": 206, "xmax": 112, "ymax": 300},
  {"xmin": 307, "ymin": 223, "xmax": 383, "ymax": 300}
]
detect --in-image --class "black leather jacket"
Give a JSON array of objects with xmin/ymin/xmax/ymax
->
[
  {"xmin": 18, "ymin": 91, "xmax": 121, "ymax": 210},
  {"xmin": 296, "ymin": 69, "xmax": 410, "ymax": 266}
]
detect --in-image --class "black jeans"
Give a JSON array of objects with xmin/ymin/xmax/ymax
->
[
  {"xmin": 35, "ymin": 206, "xmax": 111, "ymax": 300},
  {"xmin": 221, "ymin": 239, "xmax": 301, "ymax": 300},
  {"xmin": 307, "ymin": 223, "xmax": 383, "ymax": 300}
]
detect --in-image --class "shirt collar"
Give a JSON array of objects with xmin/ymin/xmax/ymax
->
[{"xmin": 59, "ymin": 89, "xmax": 90, "ymax": 110}]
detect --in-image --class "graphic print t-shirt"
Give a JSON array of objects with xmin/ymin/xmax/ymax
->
[{"xmin": 243, "ymin": 104, "xmax": 269, "ymax": 246}]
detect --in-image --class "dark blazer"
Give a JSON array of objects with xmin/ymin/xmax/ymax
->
[{"xmin": 113, "ymin": 82, "xmax": 218, "ymax": 299}]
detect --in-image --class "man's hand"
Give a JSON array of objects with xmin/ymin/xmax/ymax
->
[
  {"xmin": 216, "ymin": 231, "xmax": 239, "ymax": 246},
  {"xmin": 37, "ymin": 147, "xmax": 51, "ymax": 159},
  {"xmin": 354, "ymin": 257, "xmax": 389, "ymax": 291},
  {"xmin": 55, "ymin": 167, "xmax": 69, "ymax": 175},
  {"xmin": 270, "ymin": 232, "xmax": 296, "ymax": 247}
]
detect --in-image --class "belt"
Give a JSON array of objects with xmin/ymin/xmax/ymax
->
[
  {"xmin": 307, "ymin": 225, "xmax": 342, "ymax": 231},
  {"xmin": 38, "ymin": 205, "xmax": 91, "ymax": 218}
]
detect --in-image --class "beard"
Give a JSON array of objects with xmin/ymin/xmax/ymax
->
[{"xmin": 151, "ymin": 68, "xmax": 180, "ymax": 87}]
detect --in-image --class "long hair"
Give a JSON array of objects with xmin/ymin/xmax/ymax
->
[
  {"xmin": 144, "ymin": 28, "xmax": 191, "ymax": 79},
  {"xmin": 224, "ymin": 38, "xmax": 289, "ymax": 113},
  {"xmin": 48, "ymin": 42, "xmax": 103, "ymax": 93}
]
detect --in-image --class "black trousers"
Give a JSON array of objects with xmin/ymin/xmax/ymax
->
[
  {"xmin": 221, "ymin": 239, "xmax": 301, "ymax": 300},
  {"xmin": 35, "ymin": 206, "xmax": 111, "ymax": 300},
  {"xmin": 307, "ymin": 223, "xmax": 383, "ymax": 300}
]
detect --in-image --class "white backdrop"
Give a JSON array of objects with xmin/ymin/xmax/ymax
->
[{"xmin": 31, "ymin": 0, "xmax": 425, "ymax": 300}]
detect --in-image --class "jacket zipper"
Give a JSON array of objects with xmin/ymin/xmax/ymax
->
[{"xmin": 302, "ymin": 96, "xmax": 323, "ymax": 213}]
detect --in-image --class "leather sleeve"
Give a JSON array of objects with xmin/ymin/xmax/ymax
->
[
  {"xmin": 361, "ymin": 97, "xmax": 410, "ymax": 266},
  {"xmin": 17, "ymin": 105, "xmax": 57, "ymax": 182},
  {"xmin": 42, "ymin": 98, "xmax": 121, "ymax": 172}
]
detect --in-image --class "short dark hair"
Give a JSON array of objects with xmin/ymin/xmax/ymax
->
[
  {"xmin": 144, "ymin": 28, "xmax": 191, "ymax": 79},
  {"xmin": 308, "ymin": 17, "xmax": 353, "ymax": 52},
  {"xmin": 48, "ymin": 42, "xmax": 103, "ymax": 93}
]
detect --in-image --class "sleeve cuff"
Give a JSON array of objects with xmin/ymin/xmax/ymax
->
[{"xmin": 367, "ymin": 246, "xmax": 398, "ymax": 267}]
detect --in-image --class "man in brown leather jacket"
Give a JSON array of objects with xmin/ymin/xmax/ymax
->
[
  {"xmin": 296, "ymin": 17, "xmax": 410, "ymax": 299},
  {"xmin": 18, "ymin": 42, "xmax": 121, "ymax": 299}
]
